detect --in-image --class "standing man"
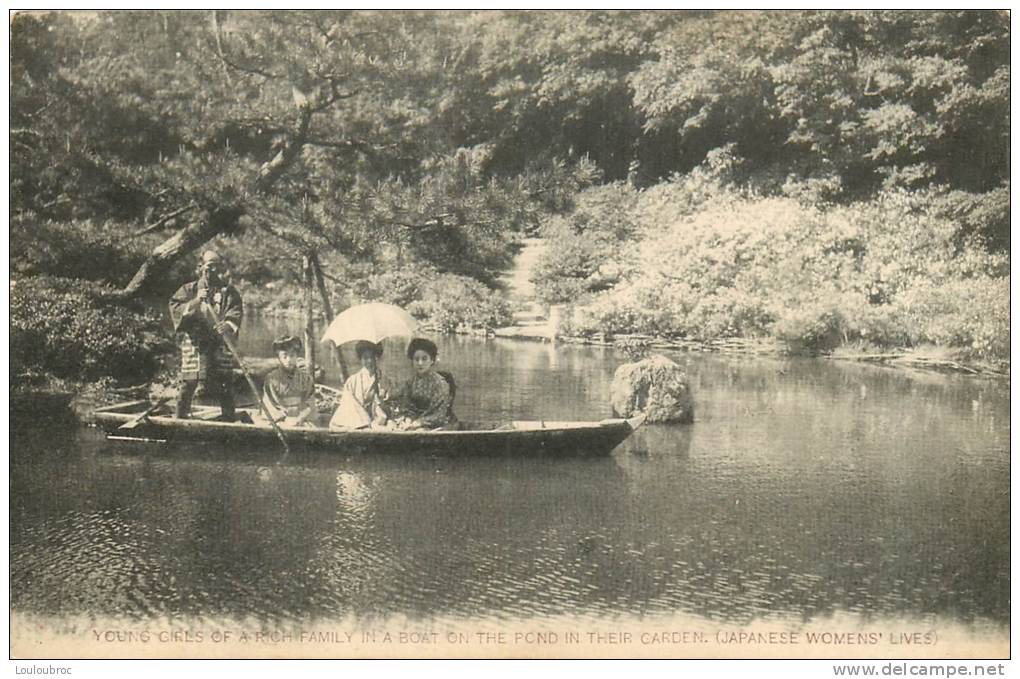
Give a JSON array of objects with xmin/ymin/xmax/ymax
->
[{"xmin": 169, "ymin": 250, "xmax": 243, "ymax": 420}]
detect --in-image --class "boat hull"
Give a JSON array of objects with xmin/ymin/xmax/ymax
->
[{"xmin": 93, "ymin": 401, "xmax": 645, "ymax": 457}]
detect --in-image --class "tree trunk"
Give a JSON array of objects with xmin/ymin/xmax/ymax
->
[
  {"xmin": 303, "ymin": 253, "xmax": 316, "ymax": 381},
  {"xmin": 103, "ymin": 206, "xmax": 243, "ymax": 300},
  {"xmin": 311, "ymin": 252, "xmax": 349, "ymax": 381},
  {"xmin": 255, "ymin": 107, "xmax": 313, "ymax": 193}
]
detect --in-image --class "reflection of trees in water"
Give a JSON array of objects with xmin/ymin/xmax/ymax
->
[
  {"xmin": 11, "ymin": 417, "xmax": 1010, "ymax": 626},
  {"xmin": 429, "ymin": 337, "xmax": 621, "ymax": 423},
  {"xmin": 12, "ymin": 450, "xmax": 356, "ymax": 620},
  {"xmin": 685, "ymin": 351, "xmax": 1007, "ymax": 487},
  {"xmin": 225, "ymin": 325, "xmax": 1009, "ymax": 625},
  {"xmin": 124, "ymin": 457, "xmax": 342, "ymax": 620},
  {"xmin": 13, "ymin": 327, "xmax": 1009, "ymax": 625},
  {"xmin": 342, "ymin": 455, "xmax": 630, "ymax": 619},
  {"xmin": 614, "ymin": 416, "xmax": 1008, "ymax": 625},
  {"xmin": 11, "ymin": 439, "xmax": 196, "ymax": 617},
  {"xmin": 47, "ymin": 453, "xmax": 632, "ymax": 621},
  {"xmin": 691, "ymin": 352, "xmax": 1006, "ymax": 412}
]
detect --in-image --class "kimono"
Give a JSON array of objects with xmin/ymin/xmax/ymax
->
[
  {"xmin": 395, "ymin": 370, "xmax": 455, "ymax": 429},
  {"xmin": 329, "ymin": 368, "xmax": 392, "ymax": 430},
  {"xmin": 263, "ymin": 366, "xmax": 315, "ymax": 423},
  {"xmin": 168, "ymin": 280, "xmax": 243, "ymax": 381}
]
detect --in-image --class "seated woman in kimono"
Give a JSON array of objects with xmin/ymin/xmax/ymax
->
[
  {"xmin": 329, "ymin": 341, "xmax": 393, "ymax": 430},
  {"xmin": 390, "ymin": 337, "xmax": 457, "ymax": 431},
  {"xmin": 262, "ymin": 335, "xmax": 317, "ymax": 428}
]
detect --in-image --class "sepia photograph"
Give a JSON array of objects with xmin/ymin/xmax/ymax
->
[{"xmin": 8, "ymin": 9, "xmax": 1010, "ymax": 664}]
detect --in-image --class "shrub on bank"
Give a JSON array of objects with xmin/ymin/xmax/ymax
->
[
  {"xmin": 409, "ymin": 273, "xmax": 513, "ymax": 332},
  {"xmin": 347, "ymin": 267, "xmax": 511, "ymax": 331},
  {"xmin": 11, "ymin": 276, "xmax": 171, "ymax": 385},
  {"xmin": 351, "ymin": 269, "xmax": 432, "ymax": 309},
  {"xmin": 545, "ymin": 170, "xmax": 1009, "ymax": 359},
  {"xmin": 10, "ymin": 216, "xmax": 145, "ymax": 284},
  {"xmin": 893, "ymin": 276, "xmax": 1010, "ymax": 359},
  {"xmin": 772, "ymin": 302, "xmax": 848, "ymax": 355},
  {"xmin": 530, "ymin": 182, "xmax": 641, "ymax": 305}
]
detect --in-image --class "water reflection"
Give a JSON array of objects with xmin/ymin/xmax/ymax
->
[{"xmin": 9, "ymin": 318, "xmax": 1009, "ymax": 631}]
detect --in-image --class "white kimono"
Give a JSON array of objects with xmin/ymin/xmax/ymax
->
[{"xmin": 329, "ymin": 368, "xmax": 391, "ymax": 430}]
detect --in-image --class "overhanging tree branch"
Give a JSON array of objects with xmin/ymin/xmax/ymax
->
[
  {"xmin": 131, "ymin": 203, "xmax": 199, "ymax": 237},
  {"xmin": 108, "ymin": 105, "xmax": 317, "ymax": 299},
  {"xmin": 213, "ymin": 41, "xmax": 282, "ymax": 80},
  {"xmin": 305, "ymin": 137, "xmax": 398, "ymax": 156},
  {"xmin": 104, "ymin": 17, "xmax": 375, "ymax": 301},
  {"xmin": 253, "ymin": 218, "xmax": 317, "ymax": 253},
  {"xmin": 220, "ymin": 55, "xmax": 282, "ymax": 80},
  {"xmin": 254, "ymin": 107, "xmax": 313, "ymax": 192},
  {"xmin": 310, "ymin": 85, "xmax": 359, "ymax": 113},
  {"xmin": 105, "ymin": 205, "xmax": 245, "ymax": 300}
]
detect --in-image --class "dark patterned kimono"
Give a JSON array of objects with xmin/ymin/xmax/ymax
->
[
  {"xmin": 168, "ymin": 281, "xmax": 243, "ymax": 381},
  {"xmin": 168, "ymin": 280, "xmax": 243, "ymax": 419},
  {"xmin": 395, "ymin": 370, "xmax": 455, "ymax": 429}
]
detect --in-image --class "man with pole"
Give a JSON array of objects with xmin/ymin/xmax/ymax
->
[{"xmin": 168, "ymin": 250, "xmax": 243, "ymax": 421}]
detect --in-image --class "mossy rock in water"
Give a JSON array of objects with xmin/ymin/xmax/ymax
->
[{"xmin": 611, "ymin": 354, "xmax": 694, "ymax": 424}]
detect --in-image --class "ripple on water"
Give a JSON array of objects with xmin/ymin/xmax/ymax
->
[{"xmin": 9, "ymin": 334, "xmax": 1011, "ymax": 629}]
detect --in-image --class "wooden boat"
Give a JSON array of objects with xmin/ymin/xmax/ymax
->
[{"xmin": 93, "ymin": 400, "xmax": 646, "ymax": 457}]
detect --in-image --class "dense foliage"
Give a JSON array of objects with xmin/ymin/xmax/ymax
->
[
  {"xmin": 9, "ymin": 10, "xmax": 1010, "ymax": 383},
  {"xmin": 550, "ymin": 168, "xmax": 1009, "ymax": 359},
  {"xmin": 530, "ymin": 183, "xmax": 641, "ymax": 305},
  {"xmin": 11, "ymin": 277, "xmax": 170, "ymax": 385}
]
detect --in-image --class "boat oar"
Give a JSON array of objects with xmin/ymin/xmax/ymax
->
[
  {"xmin": 118, "ymin": 396, "xmax": 171, "ymax": 430},
  {"xmin": 217, "ymin": 329, "xmax": 291, "ymax": 457}
]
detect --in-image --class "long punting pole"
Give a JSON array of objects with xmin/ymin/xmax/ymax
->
[{"xmin": 218, "ymin": 329, "xmax": 291, "ymax": 456}]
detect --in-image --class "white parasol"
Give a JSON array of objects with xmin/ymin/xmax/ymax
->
[{"xmin": 321, "ymin": 302, "xmax": 418, "ymax": 347}]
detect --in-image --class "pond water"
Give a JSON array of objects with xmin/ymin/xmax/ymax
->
[{"xmin": 10, "ymin": 314, "xmax": 1009, "ymax": 637}]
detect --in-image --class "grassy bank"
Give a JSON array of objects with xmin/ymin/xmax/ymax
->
[{"xmin": 533, "ymin": 164, "xmax": 1009, "ymax": 366}]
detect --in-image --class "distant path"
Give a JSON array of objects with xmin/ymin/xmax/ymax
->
[
  {"xmin": 495, "ymin": 237, "xmax": 550, "ymax": 338},
  {"xmin": 499, "ymin": 237, "xmax": 544, "ymax": 301}
]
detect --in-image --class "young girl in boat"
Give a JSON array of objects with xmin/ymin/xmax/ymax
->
[
  {"xmin": 262, "ymin": 336, "xmax": 317, "ymax": 428},
  {"xmin": 390, "ymin": 337, "xmax": 457, "ymax": 431},
  {"xmin": 329, "ymin": 341, "xmax": 393, "ymax": 430}
]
